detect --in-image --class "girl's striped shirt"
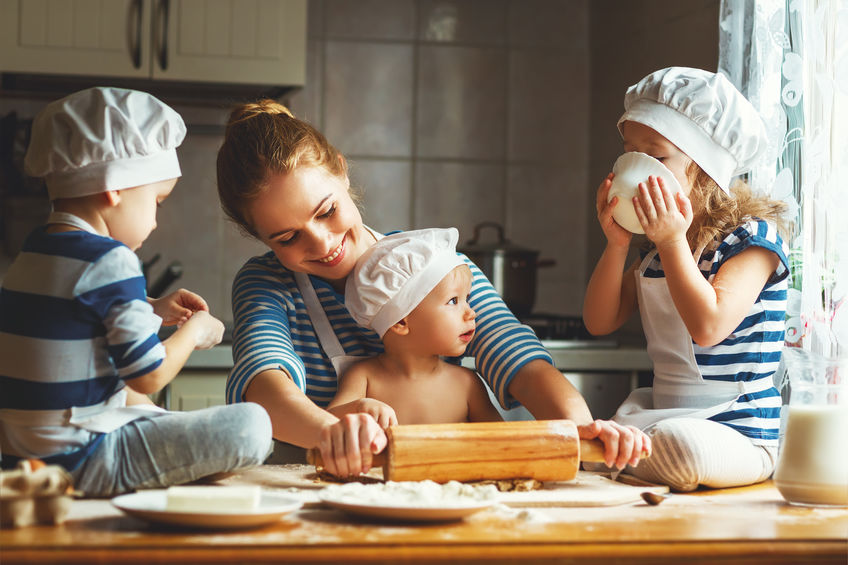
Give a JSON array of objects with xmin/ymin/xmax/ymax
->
[{"xmin": 641, "ymin": 218, "xmax": 788, "ymax": 446}]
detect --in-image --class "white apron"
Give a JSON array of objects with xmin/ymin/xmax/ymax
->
[
  {"xmin": 293, "ymin": 226, "xmax": 383, "ymax": 377},
  {"xmin": 613, "ymin": 250, "xmax": 773, "ymax": 430},
  {"xmin": 43, "ymin": 212, "xmax": 165, "ymax": 434}
]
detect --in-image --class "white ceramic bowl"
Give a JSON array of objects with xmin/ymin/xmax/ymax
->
[{"xmin": 607, "ymin": 152, "xmax": 682, "ymax": 234}]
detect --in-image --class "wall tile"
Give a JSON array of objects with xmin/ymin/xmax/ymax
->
[
  {"xmin": 507, "ymin": 164, "xmax": 588, "ymax": 315},
  {"xmin": 508, "ymin": 47, "xmax": 589, "ymax": 164},
  {"xmin": 143, "ymin": 134, "xmax": 223, "ymax": 310},
  {"xmin": 324, "ymin": 0, "xmax": 416, "ymax": 40},
  {"xmin": 324, "ymin": 41, "xmax": 414, "ymax": 157},
  {"xmin": 418, "ymin": 0, "xmax": 507, "ymax": 45},
  {"xmin": 348, "ymin": 158, "xmax": 413, "ymax": 233},
  {"xmin": 416, "ymin": 45, "xmax": 506, "ymax": 159},
  {"xmin": 288, "ymin": 39, "xmax": 325, "ymax": 128},
  {"xmin": 307, "ymin": 0, "xmax": 325, "ymax": 39},
  {"xmin": 508, "ymin": 0, "xmax": 588, "ymax": 48},
  {"xmin": 413, "ymin": 161, "xmax": 504, "ymax": 240}
]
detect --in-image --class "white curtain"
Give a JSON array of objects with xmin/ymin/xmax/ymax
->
[{"xmin": 719, "ymin": 0, "xmax": 848, "ymax": 358}]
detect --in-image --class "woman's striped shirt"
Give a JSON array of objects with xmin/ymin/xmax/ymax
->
[
  {"xmin": 227, "ymin": 245, "xmax": 553, "ymax": 410},
  {"xmin": 641, "ymin": 218, "xmax": 789, "ymax": 446}
]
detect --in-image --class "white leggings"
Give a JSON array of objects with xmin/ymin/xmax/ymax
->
[{"xmin": 599, "ymin": 417, "xmax": 776, "ymax": 492}]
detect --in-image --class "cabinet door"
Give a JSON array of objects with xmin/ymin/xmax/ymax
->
[
  {"xmin": 168, "ymin": 370, "xmax": 227, "ymax": 411},
  {"xmin": 153, "ymin": 0, "xmax": 305, "ymax": 85},
  {"xmin": 0, "ymin": 0, "xmax": 151, "ymax": 78}
]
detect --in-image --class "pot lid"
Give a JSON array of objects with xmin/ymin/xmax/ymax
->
[{"xmin": 458, "ymin": 221, "xmax": 536, "ymax": 254}]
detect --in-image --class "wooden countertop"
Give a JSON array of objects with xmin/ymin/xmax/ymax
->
[{"xmin": 2, "ymin": 472, "xmax": 846, "ymax": 565}]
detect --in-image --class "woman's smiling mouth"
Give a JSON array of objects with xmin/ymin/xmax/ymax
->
[{"xmin": 315, "ymin": 235, "xmax": 346, "ymax": 266}]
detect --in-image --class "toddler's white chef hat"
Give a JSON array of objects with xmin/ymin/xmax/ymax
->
[
  {"xmin": 345, "ymin": 228, "xmax": 466, "ymax": 338},
  {"xmin": 617, "ymin": 67, "xmax": 767, "ymax": 195},
  {"xmin": 24, "ymin": 86, "xmax": 186, "ymax": 200}
]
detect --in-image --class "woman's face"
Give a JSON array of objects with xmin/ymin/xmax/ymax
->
[
  {"xmin": 247, "ymin": 166, "xmax": 372, "ymax": 285},
  {"xmin": 620, "ymin": 121, "xmax": 694, "ymax": 195}
]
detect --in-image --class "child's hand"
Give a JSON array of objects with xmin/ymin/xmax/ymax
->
[
  {"xmin": 351, "ymin": 399, "xmax": 398, "ymax": 429},
  {"xmin": 181, "ymin": 310, "xmax": 225, "ymax": 350},
  {"xmin": 595, "ymin": 173, "xmax": 633, "ymax": 248},
  {"xmin": 634, "ymin": 175, "xmax": 693, "ymax": 249},
  {"xmin": 578, "ymin": 419, "xmax": 652, "ymax": 469},
  {"xmin": 150, "ymin": 288, "xmax": 210, "ymax": 326}
]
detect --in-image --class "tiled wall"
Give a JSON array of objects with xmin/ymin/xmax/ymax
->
[
  {"xmin": 294, "ymin": 0, "xmax": 592, "ymax": 320},
  {"xmin": 0, "ymin": 0, "xmax": 719, "ymax": 331}
]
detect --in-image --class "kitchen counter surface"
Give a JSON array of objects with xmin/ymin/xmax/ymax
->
[
  {"xmin": 186, "ymin": 344, "xmax": 653, "ymax": 372},
  {"xmin": 2, "ymin": 470, "xmax": 845, "ymax": 565}
]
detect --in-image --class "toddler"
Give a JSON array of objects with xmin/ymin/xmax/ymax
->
[
  {"xmin": 0, "ymin": 87, "xmax": 271, "ymax": 497},
  {"xmin": 583, "ymin": 67, "xmax": 790, "ymax": 491},
  {"xmin": 329, "ymin": 228, "xmax": 503, "ymax": 425}
]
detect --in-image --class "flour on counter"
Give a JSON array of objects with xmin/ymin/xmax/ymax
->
[{"xmin": 319, "ymin": 480, "xmax": 498, "ymax": 508}]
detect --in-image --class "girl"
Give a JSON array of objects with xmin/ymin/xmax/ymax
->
[
  {"xmin": 215, "ymin": 101, "xmax": 649, "ymax": 478},
  {"xmin": 584, "ymin": 67, "xmax": 791, "ymax": 492}
]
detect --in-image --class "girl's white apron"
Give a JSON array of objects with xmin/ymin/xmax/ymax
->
[{"xmin": 613, "ymin": 250, "xmax": 772, "ymax": 429}]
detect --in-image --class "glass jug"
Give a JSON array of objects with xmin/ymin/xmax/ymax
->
[{"xmin": 773, "ymin": 348, "xmax": 848, "ymax": 507}]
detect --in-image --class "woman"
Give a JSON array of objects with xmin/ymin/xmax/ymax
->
[{"xmin": 216, "ymin": 100, "xmax": 649, "ymax": 477}]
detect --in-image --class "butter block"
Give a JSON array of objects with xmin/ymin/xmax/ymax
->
[{"xmin": 165, "ymin": 485, "xmax": 261, "ymax": 512}]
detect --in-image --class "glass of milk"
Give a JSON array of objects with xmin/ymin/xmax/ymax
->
[{"xmin": 774, "ymin": 348, "xmax": 848, "ymax": 507}]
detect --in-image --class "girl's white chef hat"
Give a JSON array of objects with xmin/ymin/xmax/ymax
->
[
  {"xmin": 345, "ymin": 228, "xmax": 466, "ymax": 338},
  {"xmin": 617, "ymin": 67, "xmax": 767, "ymax": 195},
  {"xmin": 24, "ymin": 86, "xmax": 186, "ymax": 200}
]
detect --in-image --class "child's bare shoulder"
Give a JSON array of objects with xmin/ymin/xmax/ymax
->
[{"xmin": 441, "ymin": 362, "xmax": 482, "ymax": 386}]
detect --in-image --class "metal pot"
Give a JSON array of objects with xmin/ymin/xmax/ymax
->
[{"xmin": 458, "ymin": 222, "xmax": 555, "ymax": 316}]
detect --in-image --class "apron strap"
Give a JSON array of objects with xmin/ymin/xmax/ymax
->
[{"xmin": 295, "ymin": 271, "xmax": 346, "ymax": 360}]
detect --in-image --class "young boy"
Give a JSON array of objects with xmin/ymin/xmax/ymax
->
[
  {"xmin": 329, "ymin": 228, "xmax": 503, "ymax": 425},
  {"xmin": 0, "ymin": 87, "xmax": 271, "ymax": 497}
]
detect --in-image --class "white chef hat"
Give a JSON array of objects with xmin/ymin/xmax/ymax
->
[
  {"xmin": 345, "ymin": 228, "xmax": 466, "ymax": 337},
  {"xmin": 617, "ymin": 67, "xmax": 767, "ymax": 195},
  {"xmin": 24, "ymin": 86, "xmax": 186, "ymax": 200}
]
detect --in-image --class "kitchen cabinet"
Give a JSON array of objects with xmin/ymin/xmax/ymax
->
[
  {"xmin": 0, "ymin": 0, "xmax": 306, "ymax": 86},
  {"xmin": 166, "ymin": 369, "xmax": 227, "ymax": 411}
]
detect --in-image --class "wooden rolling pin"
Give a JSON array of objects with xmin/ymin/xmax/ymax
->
[{"xmin": 307, "ymin": 419, "xmax": 645, "ymax": 483}]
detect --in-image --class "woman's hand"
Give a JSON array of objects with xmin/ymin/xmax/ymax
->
[
  {"xmin": 634, "ymin": 175, "xmax": 693, "ymax": 250},
  {"xmin": 578, "ymin": 419, "xmax": 651, "ymax": 469},
  {"xmin": 149, "ymin": 288, "xmax": 210, "ymax": 326},
  {"xmin": 596, "ymin": 173, "xmax": 633, "ymax": 248},
  {"xmin": 317, "ymin": 413, "xmax": 388, "ymax": 477}
]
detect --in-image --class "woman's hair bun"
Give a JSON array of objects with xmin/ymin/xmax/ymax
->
[{"xmin": 227, "ymin": 99, "xmax": 294, "ymax": 127}]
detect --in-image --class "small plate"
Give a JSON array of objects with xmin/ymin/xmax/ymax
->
[
  {"xmin": 112, "ymin": 489, "xmax": 301, "ymax": 530},
  {"xmin": 318, "ymin": 495, "xmax": 494, "ymax": 522}
]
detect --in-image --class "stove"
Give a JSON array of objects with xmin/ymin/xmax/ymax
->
[{"xmin": 518, "ymin": 313, "xmax": 618, "ymax": 349}]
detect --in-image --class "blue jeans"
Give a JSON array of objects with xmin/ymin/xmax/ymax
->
[{"xmin": 71, "ymin": 403, "xmax": 272, "ymax": 497}]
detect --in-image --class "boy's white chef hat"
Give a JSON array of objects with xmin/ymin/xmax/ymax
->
[
  {"xmin": 345, "ymin": 228, "xmax": 466, "ymax": 338},
  {"xmin": 617, "ymin": 67, "xmax": 767, "ymax": 195},
  {"xmin": 24, "ymin": 86, "xmax": 186, "ymax": 200}
]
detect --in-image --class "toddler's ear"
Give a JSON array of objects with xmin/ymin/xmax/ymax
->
[
  {"xmin": 103, "ymin": 190, "xmax": 121, "ymax": 206},
  {"xmin": 387, "ymin": 318, "xmax": 410, "ymax": 336}
]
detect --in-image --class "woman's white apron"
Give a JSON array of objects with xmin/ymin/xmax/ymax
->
[
  {"xmin": 612, "ymin": 250, "xmax": 772, "ymax": 430},
  {"xmin": 294, "ymin": 227, "xmax": 383, "ymax": 377}
]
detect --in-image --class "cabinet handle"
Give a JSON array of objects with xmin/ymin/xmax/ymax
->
[
  {"xmin": 131, "ymin": 0, "xmax": 143, "ymax": 69},
  {"xmin": 156, "ymin": 0, "xmax": 170, "ymax": 71}
]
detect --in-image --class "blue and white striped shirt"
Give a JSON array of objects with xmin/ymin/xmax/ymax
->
[
  {"xmin": 227, "ymin": 246, "xmax": 553, "ymax": 410},
  {"xmin": 641, "ymin": 219, "xmax": 788, "ymax": 445},
  {"xmin": 0, "ymin": 227, "xmax": 165, "ymax": 470}
]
